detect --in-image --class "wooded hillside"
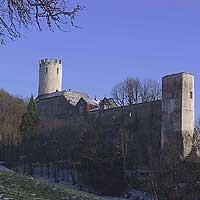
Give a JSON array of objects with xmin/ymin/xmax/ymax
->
[{"xmin": 0, "ymin": 89, "xmax": 26, "ymax": 164}]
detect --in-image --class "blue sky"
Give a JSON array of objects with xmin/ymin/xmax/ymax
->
[{"xmin": 0, "ymin": 0, "xmax": 200, "ymax": 117}]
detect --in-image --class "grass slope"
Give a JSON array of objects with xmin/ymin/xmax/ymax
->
[{"xmin": 0, "ymin": 171, "xmax": 102, "ymax": 200}]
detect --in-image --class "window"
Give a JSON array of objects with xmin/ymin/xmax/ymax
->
[
  {"xmin": 57, "ymin": 68, "xmax": 59, "ymax": 75},
  {"xmin": 190, "ymin": 91, "xmax": 193, "ymax": 99},
  {"xmin": 45, "ymin": 67, "xmax": 48, "ymax": 74}
]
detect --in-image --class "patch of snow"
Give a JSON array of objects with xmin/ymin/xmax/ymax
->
[
  {"xmin": 0, "ymin": 165, "xmax": 13, "ymax": 173},
  {"xmin": 16, "ymin": 164, "xmax": 155, "ymax": 200},
  {"xmin": 103, "ymin": 189, "xmax": 155, "ymax": 200}
]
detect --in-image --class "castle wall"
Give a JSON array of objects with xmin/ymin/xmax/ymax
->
[
  {"xmin": 89, "ymin": 101, "xmax": 162, "ymax": 168},
  {"xmin": 89, "ymin": 100, "xmax": 161, "ymax": 130},
  {"xmin": 37, "ymin": 99, "xmax": 162, "ymax": 168}
]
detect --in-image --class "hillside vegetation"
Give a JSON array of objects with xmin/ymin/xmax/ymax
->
[
  {"xmin": 0, "ymin": 170, "xmax": 102, "ymax": 200},
  {"xmin": 0, "ymin": 89, "xmax": 26, "ymax": 164}
]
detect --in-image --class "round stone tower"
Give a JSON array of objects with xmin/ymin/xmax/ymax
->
[
  {"xmin": 38, "ymin": 59, "xmax": 63, "ymax": 96},
  {"xmin": 161, "ymin": 72, "xmax": 195, "ymax": 158}
]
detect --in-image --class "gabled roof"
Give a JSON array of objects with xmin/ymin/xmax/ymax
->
[
  {"xmin": 99, "ymin": 97, "xmax": 117, "ymax": 107},
  {"xmin": 77, "ymin": 97, "xmax": 99, "ymax": 106},
  {"xmin": 63, "ymin": 91, "xmax": 89, "ymax": 106},
  {"xmin": 84, "ymin": 98, "xmax": 100, "ymax": 106},
  {"xmin": 37, "ymin": 90, "xmax": 99, "ymax": 106}
]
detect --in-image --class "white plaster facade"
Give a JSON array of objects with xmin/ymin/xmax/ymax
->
[{"xmin": 38, "ymin": 59, "xmax": 62, "ymax": 96}]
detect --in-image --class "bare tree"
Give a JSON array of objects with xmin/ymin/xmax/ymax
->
[
  {"xmin": 114, "ymin": 128, "xmax": 132, "ymax": 185},
  {"xmin": 196, "ymin": 117, "xmax": 200, "ymax": 133},
  {"xmin": 111, "ymin": 78, "xmax": 161, "ymax": 106},
  {"xmin": 0, "ymin": 0, "xmax": 83, "ymax": 44},
  {"xmin": 125, "ymin": 78, "xmax": 141, "ymax": 105},
  {"xmin": 0, "ymin": 89, "xmax": 26, "ymax": 163},
  {"xmin": 140, "ymin": 79, "xmax": 162, "ymax": 102},
  {"xmin": 111, "ymin": 81, "xmax": 126, "ymax": 106}
]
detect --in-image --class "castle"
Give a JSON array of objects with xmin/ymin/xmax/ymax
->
[{"xmin": 36, "ymin": 59, "xmax": 196, "ymax": 165}]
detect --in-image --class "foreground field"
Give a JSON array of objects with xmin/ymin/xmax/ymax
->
[{"xmin": 0, "ymin": 171, "xmax": 102, "ymax": 200}]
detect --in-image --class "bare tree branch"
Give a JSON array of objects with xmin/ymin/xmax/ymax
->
[
  {"xmin": 111, "ymin": 78, "xmax": 162, "ymax": 106},
  {"xmin": 111, "ymin": 81, "xmax": 126, "ymax": 106},
  {"xmin": 140, "ymin": 79, "xmax": 162, "ymax": 103},
  {"xmin": 0, "ymin": 0, "xmax": 83, "ymax": 44}
]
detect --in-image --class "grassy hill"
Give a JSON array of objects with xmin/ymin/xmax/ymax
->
[{"xmin": 0, "ymin": 171, "xmax": 102, "ymax": 200}]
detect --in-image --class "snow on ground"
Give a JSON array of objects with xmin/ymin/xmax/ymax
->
[
  {"xmin": 0, "ymin": 171, "xmax": 101, "ymax": 200},
  {"xmin": 103, "ymin": 189, "xmax": 155, "ymax": 200},
  {"xmin": 36, "ymin": 176, "xmax": 155, "ymax": 200},
  {"xmin": 0, "ymin": 162, "xmax": 13, "ymax": 173},
  {"xmin": 16, "ymin": 165, "xmax": 155, "ymax": 200}
]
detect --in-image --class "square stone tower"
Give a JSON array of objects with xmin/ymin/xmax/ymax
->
[{"xmin": 161, "ymin": 72, "xmax": 195, "ymax": 158}]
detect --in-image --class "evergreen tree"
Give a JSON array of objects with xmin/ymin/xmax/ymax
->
[
  {"xmin": 20, "ymin": 95, "xmax": 39, "ymax": 135},
  {"xmin": 20, "ymin": 95, "xmax": 39, "ymax": 170}
]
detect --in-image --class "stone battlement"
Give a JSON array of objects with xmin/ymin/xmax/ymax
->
[{"xmin": 40, "ymin": 59, "xmax": 62, "ymax": 65}]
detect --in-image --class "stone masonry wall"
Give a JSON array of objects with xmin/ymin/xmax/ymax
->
[
  {"xmin": 37, "ymin": 100, "xmax": 162, "ymax": 168},
  {"xmin": 89, "ymin": 100, "xmax": 162, "ymax": 168}
]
